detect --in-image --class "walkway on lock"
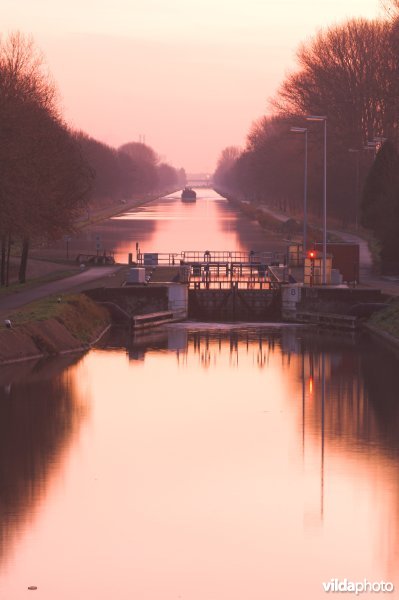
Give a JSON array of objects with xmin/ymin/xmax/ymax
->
[{"xmin": 137, "ymin": 249, "xmax": 290, "ymax": 290}]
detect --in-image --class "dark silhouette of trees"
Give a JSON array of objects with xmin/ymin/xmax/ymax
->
[
  {"xmin": 214, "ymin": 146, "xmax": 241, "ymax": 187},
  {"xmin": 361, "ymin": 141, "xmax": 399, "ymax": 271},
  {"xmin": 76, "ymin": 134, "xmax": 121, "ymax": 202},
  {"xmin": 274, "ymin": 20, "xmax": 397, "ymax": 143},
  {"xmin": 157, "ymin": 162, "xmax": 178, "ymax": 190},
  {"xmin": 118, "ymin": 142, "xmax": 159, "ymax": 193},
  {"xmin": 214, "ymin": 17, "xmax": 399, "ymax": 243},
  {"xmin": 77, "ymin": 135, "xmax": 181, "ymax": 203},
  {"xmin": 0, "ymin": 33, "xmax": 93, "ymax": 285},
  {"xmin": 0, "ymin": 33, "xmax": 184, "ymax": 286}
]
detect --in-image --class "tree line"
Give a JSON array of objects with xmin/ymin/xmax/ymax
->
[
  {"xmin": 0, "ymin": 32, "xmax": 185, "ymax": 287},
  {"xmin": 214, "ymin": 5, "xmax": 399, "ymax": 271},
  {"xmin": 77, "ymin": 135, "xmax": 186, "ymax": 206}
]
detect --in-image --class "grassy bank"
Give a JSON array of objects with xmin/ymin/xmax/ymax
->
[
  {"xmin": 219, "ymin": 189, "xmax": 332, "ymax": 243},
  {"xmin": 0, "ymin": 293, "xmax": 110, "ymax": 363},
  {"xmin": 368, "ymin": 300, "xmax": 399, "ymax": 341}
]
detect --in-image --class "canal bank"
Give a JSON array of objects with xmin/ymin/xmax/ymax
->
[
  {"xmin": 0, "ymin": 294, "xmax": 111, "ymax": 364},
  {"xmin": 2, "ymin": 190, "xmax": 399, "ymax": 598},
  {"xmin": 3, "ymin": 276, "xmax": 399, "ymax": 364},
  {"xmin": 2, "ymin": 187, "xmax": 399, "ymax": 362}
]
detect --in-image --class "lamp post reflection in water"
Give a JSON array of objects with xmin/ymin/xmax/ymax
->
[{"xmin": 321, "ymin": 351, "xmax": 325, "ymax": 520}]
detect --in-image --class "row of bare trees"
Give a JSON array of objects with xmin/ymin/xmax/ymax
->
[
  {"xmin": 77, "ymin": 136, "xmax": 185, "ymax": 206},
  {"xmin": 0, "ymin": 33, "xmax": 92, "ymax": 285},
  {"xmin": 0, "ymin": 33, "xmax": 185, "ymax": 287},
  {"xmin": 214, "ymin": 11, "xmax": 399, "ymax": 269}
]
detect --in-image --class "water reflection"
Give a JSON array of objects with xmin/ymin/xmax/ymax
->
[
  {"xmin": 36, "ymin": 189, "xmax": 287, "ymax": 264},
  {"xmin": 1, "ymin": 327, "xmax": 399, "ymax": 599},
  {"xmin": 0, "ymin": 356, "xmax": 89, "ymax": 569}
]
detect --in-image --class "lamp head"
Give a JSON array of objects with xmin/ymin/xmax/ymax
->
[{"xmin": 306, "ymin": 115, "xmax": 327, "ymax": 122}]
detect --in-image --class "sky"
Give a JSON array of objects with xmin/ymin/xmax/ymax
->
[{"xmin": 2, "ymin": 0, "xmax": 383, "ymax": 173}]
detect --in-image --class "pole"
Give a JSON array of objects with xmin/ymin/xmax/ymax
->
[
  {"xmin": 304, "ymin": 129, "xmax": 308, "ymax": 253},
  {"xmin": 322, "ymin": 118, "xmax": 327, "ymax": 285},
  {"xmin": 289, "ymin": 126, "xmax": 308, "ymax": 256},
  {"xmin": 355, "ymin": 152, "xmax": 359, "ymax": 231},
  {"xmin": 305, "ymin": 116, "xmax": 327, "ymax": 283}
]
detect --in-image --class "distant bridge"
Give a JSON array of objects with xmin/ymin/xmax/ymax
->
[{"xmin": 186, "ymin": 177, "xmax": 213, "ymax": 188}]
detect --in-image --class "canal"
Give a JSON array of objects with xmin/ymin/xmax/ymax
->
[
  {"xmin": 37, "ymin": 188, "xmax": 287, "ymax": 262},
  {"xmin": 1, "ymin": 189, "xmax": 398, "ymax": 599}
]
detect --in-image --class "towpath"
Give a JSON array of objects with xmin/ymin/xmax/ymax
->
[
  {"xmin": 0, "ymin": 265, "xmax": 122, "ymax": 318},
  {"xmin": 258, "ymin": 203, "xmax": 399, "ymax": 296}
]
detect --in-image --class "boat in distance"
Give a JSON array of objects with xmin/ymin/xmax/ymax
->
[{"xmin": 181, "ymin": 187, "xmax": 196, "ymax": 201}]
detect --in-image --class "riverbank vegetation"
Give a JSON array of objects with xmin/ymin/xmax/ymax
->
[
  {"xmin": 214, "ymin": 3, "xmax": 399, "ymax": 272},
  {"xmin": 0, "ymin": 294, "xmax": 110, "ymax": 362},
  {"xmin": 368, "ymin": 299, "xmax": 399, "ymax": 343},
  {"xmin": 0, "ymin": 32, "xmax": 185, "ymax": 289}
]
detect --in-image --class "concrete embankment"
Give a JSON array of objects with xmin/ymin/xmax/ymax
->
[{"xmin": 0, "ymin": 294, "xmax": 111, "ymax": 364}]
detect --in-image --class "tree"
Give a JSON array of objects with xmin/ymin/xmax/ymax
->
[
  {"xmin": 0, "ymin": 33, "xmax": 92, "ymax": 284},
  {"xmin": 157, "ymin": 163, "xmax": 178, "ymax": 190},
  {"xmin": 0, "ymin": 32, "xmax": 57, "ymax": 284},
  {"xmin": 221, "ymin": 18, "xmax": 399, "ymax": 225},
  {"xmin": 213, "ymin": 146, "xmax": 241, "ymax": 189},
  {"xmin": 274, "ymin": 19, "xmax": 396, "ymax": 144},
  {"xmin": 118, "ymin": 142, "xmax": 159, "ymax": 193},
  {"xmin": 361, "ymin": 140, "xmax": 399, "ymax": 271}
]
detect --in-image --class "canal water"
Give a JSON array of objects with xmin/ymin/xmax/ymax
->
[
  {"xmin": 1, "ymin": 190, "xmax": 398, "ymax": 599},
  {"xmin": 36, "ymin": 189, "xmax": 287, "ymax": 263}
]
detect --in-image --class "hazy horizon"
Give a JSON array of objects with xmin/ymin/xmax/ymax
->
[{"xmin": 2, "ymin": 0, "xmax": 382, "ymax": 172}]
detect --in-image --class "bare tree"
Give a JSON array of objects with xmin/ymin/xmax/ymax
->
[
  {"xmin": 274, "ymin": 19, "xmax": 397, "ymax": 145},
  {"xmin": 0, "ymin": 32, "xmax": 92, "ymax": 284}
]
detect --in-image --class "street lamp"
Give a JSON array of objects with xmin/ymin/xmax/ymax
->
[
  {"xmin": 306, "ymin": 115, "xmax": 327, "ymax": 284},
  {"xmin": 364, "ymin": 142, "xmax": 377, "ymax": 158},
  {"xmin": 348, "ymin": 149, "xmax": 359, "ymax": 230},
  {"xmin": 290, "ymin": 126, "xmax": 308, "ymax": 254},
  {"xmin": 367, "ymin": 139, "xmax": 385, "ymax": 158}
]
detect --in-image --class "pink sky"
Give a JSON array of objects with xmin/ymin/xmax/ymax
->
[{"xmin": 2, "ymin": 0, "xmax": 382, "ymax": 172}]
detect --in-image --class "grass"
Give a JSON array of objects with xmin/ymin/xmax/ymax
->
[
  {"xmin": 53, "ymin": 294, "xmax": 109, "ymax": 343},
  {"xmin": 9, "ymin": 296, "xmax": 66, "ymax": 325},
  {"xmin": 368, "ymin": 300, "xmax": 399, "ymax": 340},
  {"xmin": 6, "ymin": 293, "xmax": 110, "ymax": 344}
]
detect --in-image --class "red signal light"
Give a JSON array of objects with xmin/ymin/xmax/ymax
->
[{"xmin": 308, "ymin": 250, "xmax": 316, "ymax": 259}]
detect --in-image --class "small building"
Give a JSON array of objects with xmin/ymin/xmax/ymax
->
[{"xmin": 315, "ymin": 243, "xmax": 359, "ymax": 284}]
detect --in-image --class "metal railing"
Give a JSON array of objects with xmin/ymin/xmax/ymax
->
[{"xmin": 136, "ymin": 250, "xmax": 287, "ymax": 266}]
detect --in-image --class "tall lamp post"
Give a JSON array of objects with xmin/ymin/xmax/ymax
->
[
  {"xmin": 366, "ymin": 140, "xmax": 378, "ymax": 158},
  {"xmin": 306, "ymin": 115, "xmax": 327, "ymax": 284},
  {"xmin": 348, "ymin": 149, "xmax": 359, "ymax": 231},
  {"xmin": 290, "ymin": 126, "xmax": 308, "ymax": 254}
]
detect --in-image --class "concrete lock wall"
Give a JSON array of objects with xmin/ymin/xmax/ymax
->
[
  {"xmin": 297, "ymin": 286, "xmax": 385, "ymax": 315},
  {"xmin": 281, "ymin": 285, "xmax": 302, "ymax": 321},
  {"xmin": 85, "ymin": 287, "xmax": 169, "ymax": 320},
  {"xmin": 188, "ymin": 288, "xmax": 280, "ymax": 321},
  {"xmin": 168, "ymin": 284, "xmax": 188, "ymax": 318}
]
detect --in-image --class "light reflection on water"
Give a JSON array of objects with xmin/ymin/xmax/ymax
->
[
  {"xmin": 110, "ymin": 187, "xmax": 287, "ymax": 264},
  {"xmin": 34, "ymin": 188, "xmax": 287, "ymax": 264},
  {"xmin": 0, "ymin": 326, "xmax": 398, "ymax": 599}
]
